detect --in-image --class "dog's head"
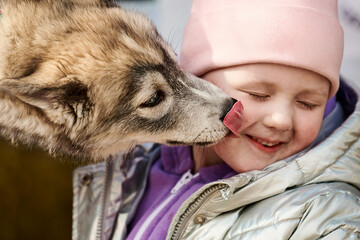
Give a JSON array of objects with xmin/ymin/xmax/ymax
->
[{"xmin": 0, "ymin": 0, "xmax": 234, "ymax": 160}]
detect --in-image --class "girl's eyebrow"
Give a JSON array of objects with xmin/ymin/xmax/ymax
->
[
  {"xmin": 298, "ymin": 89, "xmax": 329, "ymax": 98},
  {"xmin": 236, "ymin": 81, "xmax": 276, "ymax": 92}
]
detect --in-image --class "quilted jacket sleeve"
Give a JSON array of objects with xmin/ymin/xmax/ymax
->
[{"xmin": 290, "ymin": 182, "xmax": 360, "ymax": 240}]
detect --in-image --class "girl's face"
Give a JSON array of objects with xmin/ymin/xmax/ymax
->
[{"xmin": 199, "ymin": 63, "xmax": 330, "ymax": 173}]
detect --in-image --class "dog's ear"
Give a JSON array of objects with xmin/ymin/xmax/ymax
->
[{"xmin": 0, "ymin": 79, "xmax": 92, "ymax": 127}]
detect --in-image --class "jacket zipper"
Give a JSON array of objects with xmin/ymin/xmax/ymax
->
[
  {"xmin": 96, "ymin": 157, "xmax": 114, "ymax": 240},
  {"xmin": 169, "ymin": 183, "xmax": 228, "ymax": 240},
  {"xmin": 133, "ymin": 170, "xmax": 199, "ymax": 240}
]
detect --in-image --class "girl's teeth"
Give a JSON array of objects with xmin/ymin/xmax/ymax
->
[{"xmin": 252, "ymin": 137, "xmax": 278, "ymax": 147}]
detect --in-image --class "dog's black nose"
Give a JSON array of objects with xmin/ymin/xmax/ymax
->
[
  {"xmin": 220, "ymin": 98, "xmax": 238, "ymax": 122},
  {"xmin": 231, "ymin": 97, "xmax": 238, "ymax": 105}
]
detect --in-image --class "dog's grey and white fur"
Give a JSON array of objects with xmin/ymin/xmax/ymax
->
[{"xmin": 0, "ymin": 0, "xmax": 234, "ymax": 161}]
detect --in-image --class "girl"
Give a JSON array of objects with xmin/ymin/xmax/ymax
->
[{"xmin": 73, "ymin": 0, "xmax": 360, "ymax": 239}]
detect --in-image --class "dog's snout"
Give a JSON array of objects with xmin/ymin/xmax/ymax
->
[{"xmin": 220, "ymin": 98, "xmax": 238, "ymax": 122}]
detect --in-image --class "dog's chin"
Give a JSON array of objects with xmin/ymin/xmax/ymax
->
[
  {"xmin": 166, "ymin": 140, "xmax": 217, "ymax": 147},
  {"xmin": 165, "ymin": 130, "xmax": 230, "ymax": 147}
]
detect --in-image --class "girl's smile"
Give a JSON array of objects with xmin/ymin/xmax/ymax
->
[{"xmin": 245, "ymin": 134, "xmax": 283, "ymax": 153}]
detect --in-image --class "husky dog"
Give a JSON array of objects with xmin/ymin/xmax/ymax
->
[{"xmin": 0, "ymin": 0, "xmax": 234, "ymax": 161}]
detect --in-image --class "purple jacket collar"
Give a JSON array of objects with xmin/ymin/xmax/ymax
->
[{"xmin": 161, "ymin": 145, "xmax": 236, "ymax": 181}]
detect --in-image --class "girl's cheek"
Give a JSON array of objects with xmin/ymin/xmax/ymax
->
[
  {"xmin": 294, "ymin": 110, "xmax": 324, "ymax": 145},
  {"xmin": 302, "ymin": 116, "xmax": 322, "ymax": 140}
]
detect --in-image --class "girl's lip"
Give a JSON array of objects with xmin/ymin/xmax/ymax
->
[{"xmin": 246, "ymin": 134, "xmax": 283, "ymax": 153}]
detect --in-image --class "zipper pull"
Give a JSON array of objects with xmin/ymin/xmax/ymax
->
[{"xmin": 171, "ymin": 170, "xmax": 197, "ymax": 194}]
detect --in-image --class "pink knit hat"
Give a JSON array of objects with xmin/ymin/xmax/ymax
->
[{"xmin": 180, "ymin": 0, "xmax": 344, "ymax": 98}]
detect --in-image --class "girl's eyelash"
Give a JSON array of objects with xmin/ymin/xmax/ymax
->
[
  {"xmin": 248, "ymin": 93, "xmax": 269, "ymax": 101},
  {"xmin": 297, "ymin": 101, "xmax": 317, "ymax": 110}
]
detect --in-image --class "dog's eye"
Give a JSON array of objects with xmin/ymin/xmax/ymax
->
[{"xmin": 139, "ymin": 90, "xmax": 165, "ymax": 108}]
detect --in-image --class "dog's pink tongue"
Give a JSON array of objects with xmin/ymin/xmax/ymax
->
[{"xmin": 223, "ymin": 101, "xmax": 244, "ymax": 137}]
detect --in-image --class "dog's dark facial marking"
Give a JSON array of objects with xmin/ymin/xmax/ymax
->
[
  {"xmin": 56, "ymin": 81, "xmax": 90, "ymax": 105},
  {"xmin": 62, "ymin": 1, "xmax": 75, "ymax": 11},
  {"xmin": 130, "ymin": 112, "xmax": 177, "ymax": 133}
]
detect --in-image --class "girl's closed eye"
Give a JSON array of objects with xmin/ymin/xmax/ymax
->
[
  {"xmin": 248, "ymin": 92, "xmax": 270, "ymax": 101},
  {"xmin": 296, "ymin": 101, "xmax": 318, "ymax": 110}
]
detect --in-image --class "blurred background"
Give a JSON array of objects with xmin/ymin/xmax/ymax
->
[{"xmin": 0, "ymin": 0, "xmax": 359, "ymax": 239}]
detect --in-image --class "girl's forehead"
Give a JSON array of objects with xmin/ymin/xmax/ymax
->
[{"xmin": 205, "ymin": 63, "xmax": 330, "ymax": 97}]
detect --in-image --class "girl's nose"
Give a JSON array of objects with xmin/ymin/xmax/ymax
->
[{"xmin": 263, "ymin": 107, "xmax": 293, "ymax": 131}]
